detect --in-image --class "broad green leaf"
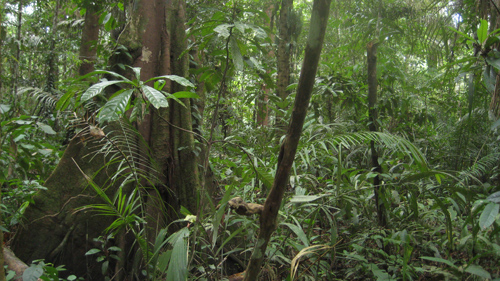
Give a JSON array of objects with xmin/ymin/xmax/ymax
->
[
  {"xmin": 131, "ymin": 67, "xmax": 141, "ymax": 80},
  {"xmin": 0, "ymin": 103, "xmax": 11, "ymax": 113},
  {"xmin": 420, "ymin": 256, "xmax": 457, "ymax": 269},
  {"xmin": 150, "ymin": 227, "xmax": 171, "ymax": 266},
  {"xmin": 234, "ymin": 21, "xmax": 250, "ymax": 34},
  {"xmin": 142, "ymin": 86, "xmax": 169, "ymax": 109},
  {"xmin": 85, "ymin": 248, "xmax": 102, "ymax": 255},
  {"xmin": 214, "ymin": 23, "xmax": 234, "ymax": 38},
  {"xmin": 81, "ymin": 80, "xmax": 124, "ymax": 103},
  {"xmin": 486, "ymin": 56, "xmax": 500, "ymax": 70},
  {"xmin": 108, "ymin": 246, "xmax": 122, "ymax": 252},
  {"xmin": 37, "ymin": 123, "xmax": 56, "ymax": 134},
  {"xmin": 483, "ymin": 65, "xmax": 496, "ymax": 93},
  {"xmin": 166, "ymin": 227, "xmax": 189, "ymax": 281},
  {"xmin": 102, "ymin": 12, "xmax": 112, "ymax": 26},
  {"xmin": 465, "ymin": 264, "xmax": 491, "ymax": 279},
  {"xmin": 102, "ymin": 260, "xmax": 109, "ymax": 275},
  {"xmin": 487, "ymin": 191, "xmax": 500, "ymax": 203},
  {"xmin": 479, "ymin": 202, "xmax": 499, "ymax": 230},
  {"xmin": 478, "ymin": 19, "xmax": 488, "ymax": 44},
  {"xmin": 157, "ymin": 250, "xmax": 172, "ymax": 273},
  {"xmin": 23, "ymin": 264, "xmax": 44, "ymax": 281},
  {"xmin": 370, "ymin": 264, "xmax": 391, "ymax": 280},
  {"xmin": 129, "ymin": 95, "xmax": 146, "ymax": 122},
  {"xmin": 6, "ymin": 271, "xmax": 15, "ymax": 280},
  {"xmin": 255, "ymin": 166, "xmax": 274, "ymax": 187},
  {"xmin": 282, "ymin": 222, "xmax": 309, "ymax": 247},
  {"xmin": 172, "ymin": 91, "xmax": 200, "ymax": 99},
  {"xmin": 98, "ymin": 89, "xmax": 133, "ymax": 122},
  {"xmin": 146, "ymin": 75, "xmax": 195, "ymax": 88},
  {"xmin": 491, "ymin": 118, "xmax": 500, "ymax": 130}
]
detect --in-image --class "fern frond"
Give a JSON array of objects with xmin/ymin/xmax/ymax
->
[
  {"xmin": 72, "ymin": 115, "xmax": 160, "ymax": 187},
  {"xmin": 322, "ymin": 131, "xmax": 429, "ymax": 171},
  {"xmin": 461, "ymin": 152, "xmax": 500, "ymax": 180},
  {"xmin": 17, "ymin": 86, "xmax": 62, "ymax": 114}
]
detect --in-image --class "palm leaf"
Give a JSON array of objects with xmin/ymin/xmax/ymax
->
[{"xmin": 323, "ymin": 131, "xmax": 428, "ymax": 171}]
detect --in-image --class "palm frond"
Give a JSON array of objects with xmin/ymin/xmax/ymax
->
[
  {"xmin": 72, "ymin": 115, "xmax": 160, "ymax": 187},
  {"xmin": 17, "ymin": 86, "xmax": 62, "ymax": 114},
  {"xmin": 323, "ymin": 131, "xmax": 429, "ymax": 171},
  {"xmin": 460, "ymin": 152, "xmax": 500, "ymax": 180}
]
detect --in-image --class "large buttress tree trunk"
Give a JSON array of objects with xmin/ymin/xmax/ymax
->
[
  {"xmin": 11, "ymin": 1, "xmax": 106, "ymax": 278},
  {"xmin": 12, "ymin": 0, "xmax": 199, "ymax": 279}
]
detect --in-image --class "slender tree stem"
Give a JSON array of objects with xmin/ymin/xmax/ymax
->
[{"xmin": 243, "ymin": 1, "xmax": 332, "ymax": 279}]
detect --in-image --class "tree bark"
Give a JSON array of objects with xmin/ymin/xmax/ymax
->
[
  {"xmin": 45, "ymin": 0, "xmax": 60, "ymax": 92},
  {"xmin": 256, "ymin": 4, "xmax": 274, "ymax": 127},
  {"xmin": 78, "ymin": 2, "xmax": 100, "ymax": 77},
  {"xmin": 0, "ymin": 4, "xmax": 5, "ymax": 279},
  {"xmin": 243, "ymin": 1, "xmax": 332, "ymax": 280},
  {"xmin": 12, "ymin": 139, "xmax": 117, "ymax": 278},
  {"xmin": 4, "ymin": 247, "xmax": 41, "ymax": 281},
  {"xmin": 488, "ymin": 0, "xmax": 500, "ymax": 117},
  {"xmin": 0, "ymin": 192, "xmax": 4, "ymax": 281},
  {"xmin": 13, "ymin": 0, "xmax": 22, "ymax": 108},
  {"xmin": 0, "ymin": 0, "xmax": 4, "ymax": 95},
  {"xmin": 275, "ymin": 0, "xmax": 293, "ymax": 131},
  {"xmin": 367, "ymin": 40, "xmax": 387, "ymax": 228}
]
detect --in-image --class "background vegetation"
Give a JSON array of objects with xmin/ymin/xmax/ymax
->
[{"xmin": 1, "ymin": 0, "xmax": 500, "ymax": 280}]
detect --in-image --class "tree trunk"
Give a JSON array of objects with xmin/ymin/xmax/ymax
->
[
  {"xmin": 243, "ymin": 1, "xmax": 331, "ymax": 279},
  {"xmin": 45, "ymin": 0, "xmax": 60, "ymax": 92},
  {"xmin": 275, "ymin": 0, "xmax": 293, "ymax": 131},
  {"xmin": 367, "ymin": 40, "xmax": 387, "ymax": 228},
  {"xmin": 12, "ymin": 139, "xmax": 117, "ymax": 278},
  {"xmin": 13, "ymin": 0, "xmax": 22, "ymax": 108},
  {"xmin": 12, "ymin": 0, "xmax": 200, "ymax": 279},
  {"xmin": 256, "ymin": 4, "xmax": 274, "ymax": 127},
  {"xmin": 0, "ymin": 190, "xmax": 5, "ymax": 281},
  {"xmin": 78, "ymin": 2, "xmax": 100, "ymax": 77},
  {"xmin": 489, "ymin": 0, "xmax": 500, "ymax": 117},
  {"xmin": 0, "ymin": 4, "xmax": 5, "ymax": 278},
  {"xmin": 0, "ymin": 0, "xmax": 4, "ymax": 95}
]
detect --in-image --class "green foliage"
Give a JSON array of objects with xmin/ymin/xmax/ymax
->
[
  {"xmin": 22, "ymin": 260, "xmax": 82, "ymax": 281},
  {"xmin": 3, "ymin": 0, "xmax": 500, "ymax": 280},
  {"xmin": 85, "ymin": 235, "xmax": 122, "ymax": 277},
  {"xmin": 77, "ymin": 68, "xmax": 197, "ymax": 123}
]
